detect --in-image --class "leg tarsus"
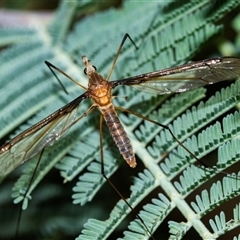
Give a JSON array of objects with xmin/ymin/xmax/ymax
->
[{"xmin": 106, "ymin": 33, "xmax": 138, "ymax": 81}]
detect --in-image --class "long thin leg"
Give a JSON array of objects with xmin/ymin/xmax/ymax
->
[
  {"xmin": 45, "ymin": 61, "xmax": 88, "ymax": 91},
  {"xmin": 61, "ymin": 104, "xmax": 97, "ymax": 134},
  {"xmin": 15, "ymin": 104, "xmax": 97, "ymax": 238},
  {"xmin": 15, "ymin": 147, "xmax": 45, "ymax": 239},
  {"xmin": 106, "ymin": 33, "xmax": 138, "ymax": 81},
  {"xmin": 106, "ymin": 7, "xmax": 161, "ymax": 82},
  {"xmin": 99, "ymin": 114, "xmax": 155, "ymax": 240},
  {"xmin": 115, "ymin": 106, "xmax": 235, "ymax": 179}
]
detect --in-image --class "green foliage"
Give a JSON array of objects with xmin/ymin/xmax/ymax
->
[{"xmin": 0, "ymin": 0, "xmax": 240, "ymax": 239}]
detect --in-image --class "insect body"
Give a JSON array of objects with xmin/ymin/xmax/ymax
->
[{"xmin": 83, "ymin": 55, "xmax": 136, "ymax": 167}]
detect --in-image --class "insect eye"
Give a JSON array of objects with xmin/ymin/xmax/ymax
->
[{"xmin": 83, "ymin": 66, "xmax": 97, "ymax": 75}]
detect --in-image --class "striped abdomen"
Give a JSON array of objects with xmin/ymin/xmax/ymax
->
[{"xmin": 100, "ymin": 104, "xmax": 136, "ymax": 168}]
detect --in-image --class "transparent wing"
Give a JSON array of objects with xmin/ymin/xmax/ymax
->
[
  {"xmin": 111, "ymin": 57, "xmax": 240, "ymax": 94},
  {"xmin": 0, "ymin": 93, "xmax": 88, "ymax": 176}
]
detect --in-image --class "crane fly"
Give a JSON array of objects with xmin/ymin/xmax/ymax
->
[
  {"xmin": 1, "ymin": 56, "xmax": 240, "ymax": 175},
  {"xmin": 1, "ymin": 34, "xmax": 240, "ymax": 239}
]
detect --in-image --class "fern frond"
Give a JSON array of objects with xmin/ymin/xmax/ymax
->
[
  {"xmin": 168, "ymin": 221, "xmax": 190, "ymax": 240},
  {"xmin": 0, "ymin": 28, "xmax": 35, "ymax": 46},
  {"xmin": 151, "ymin": 80, "xmax": 240, "ymax": 164},
  {"xmin": 72, "ymin": 149, "xmax": 119, "ymax": 205},
  {"xmin": 191, "ymin": 173, "xmax": 240, "ymax": 214},
  {"xmin": 77, "ymin": 169, "xmax": 157, "ymax": 239},
  {"xmin": 160, "ymin": 110, "xmax": 240, "ymax": 185},
  {"xmin": 119, "ymin": 194, "xmax": 172, "ymax": 240},
  {"xmin": 209, "ymin": 204, "xmax": 240, "ymax": 238},
  {"xmin": 234, "ymin": 235, "xmax": 240, "ymax": 240}
]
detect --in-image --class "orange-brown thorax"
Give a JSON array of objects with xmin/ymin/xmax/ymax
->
[
  {"xmin": 82, "ymin": 55, "xmax": 112, "ymax": 106},
  {"xmin": 88, "ymin": 73, "xmax": 112, "ymax": 106}
]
